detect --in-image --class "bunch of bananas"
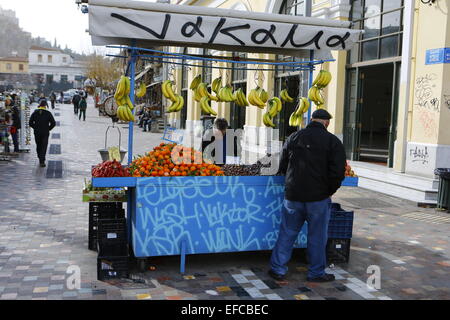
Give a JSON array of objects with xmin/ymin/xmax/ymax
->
[
  {"xmin": 263, "ymin": 97, "xmax": 283, "ymax": 128},
  {"xmin": 117, "ymin": 104, "xmax": 135, "ymax": 122},
  {"xmin": 166, "ymin": 95, "xmax": 185, "ymax": 113},
  {"xmin": 234, "ymin": 88, "xmax": 249, "ymax": 107},
  {"xmin": 195, "ymin": 83, "xmax": 218, "ymax": 102},
  {"xmin": 162, "ymin": 80, "xmax": 185, "ymax": 113},
  {"xmin": 114, "ymin": 76, "xmax": 135, "ymax": 122},
  {"xmin": 190, "ymin": 75, "xmax": 202, "ymax": 91},
  {"xmin": 280, "ymin": 89, "xmax": 295, "ymax": 103},
  {"xmin": 212, "ymin": 77, "xmax": 222, "ymax": 95},
  {"xmin": 308, "ymin": 86, "xmax": 325, "ymax": 107},
  {"xmin": 289, "ymin": 97, "xmax": 310, "ymax": 127},
  {"xmin": 162, "ymin": 80, "xmax": 178, "ymax": 102},
  {"xmin": 312, "ymin": 70, "xmax": 332, "ymax": 89},
  {"xmin": 248, "ymin": 87, "xmax": 268, "ymax": 109},
  {"xmin": 200, "ymin": 96, "xmax": 218, "ymax": 116},
  {"xmin": 308, "ymin": 70, "xmax": 332, "ymax": 108},
  {"xmin": 217, "ymin": 85, "xmax": 235, "ymax": 102},
  {"xmin": 136, "ymin": 82, "xmax": 147, "ymax": 98}
]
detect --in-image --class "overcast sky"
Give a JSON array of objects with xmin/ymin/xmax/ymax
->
[{"xmin": 0, "ymin": 0, "xmax": 155, "ymax": 55}]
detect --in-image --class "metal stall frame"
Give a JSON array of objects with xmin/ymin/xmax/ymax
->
[{"xmin": 85, "ymin": 0, "xmax": 362, "ymax": 273}]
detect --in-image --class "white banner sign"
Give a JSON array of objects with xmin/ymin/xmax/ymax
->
[{"xmin": 89, "ymin": 5, "xmax": 361, "ymax": 52}]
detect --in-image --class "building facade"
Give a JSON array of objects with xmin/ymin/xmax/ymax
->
[
  {"xmin": 165, "ymin": 0, "xmax": 450, "ymax": 198},
  {"xmin": 28, "ymin": 46, "xmax": 86, "ymax": 89},
  {"xmin": 0, "ymin": 56, "xmax": 33, "ymax": 91}
]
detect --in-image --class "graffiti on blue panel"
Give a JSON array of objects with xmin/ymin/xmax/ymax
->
[{"xmin": 134, "ymin": 176, "xmax": 307, "ymax": 257}]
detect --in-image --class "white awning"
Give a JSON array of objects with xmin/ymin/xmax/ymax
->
[{"xmin": 87, "ymin": 0, "xmax": 361, "ymax": 58}]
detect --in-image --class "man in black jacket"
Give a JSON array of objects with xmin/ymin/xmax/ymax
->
[
  {"xmin": 29, "ymin": 100, "xmax": 56, "ymax": 167},
  {"xmin": 72, "ymin": 92, "xmax": 81, "ymax": 115},
  {"xmin": 269, "ymin": 109, "xmax": 346, "ymax": 283}
]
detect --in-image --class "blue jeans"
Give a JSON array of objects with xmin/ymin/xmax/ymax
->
[{"xmin": 270, "ymin": 197, "xmax": 331, "ymax": 279}]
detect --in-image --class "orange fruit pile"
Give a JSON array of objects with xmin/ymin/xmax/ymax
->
[{"xmin": 129, "ymin": 143, "xmax": 224, "ymax": 177}]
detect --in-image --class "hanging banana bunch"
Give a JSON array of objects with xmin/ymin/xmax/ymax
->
[
  {"xmin": 136, "ymin": 82, "xmax": 147, "ymax": 98},
  {"xmin": 162, "ymin": 80, "xmax": 185, "ymax": 113},
  {"xmin": 166, "ymin": 95, "xmax": 185, "ymax": 113},
  {"xmin": 196, "ymin": 83, "xmax": 219, "ymax": 102},
  {"xmin": 280, "ymin": 89, "xmax": 295, "ymax": 103},
  {"xmin": 114, "ymin": 76, "xmax": 135, "ymax": 122},
  {"xmin": 217, "ymin": 85, "xmax": 235, "ymax": 103},
  {"xmin": 288, "ymin": 97, "xmax": 310, "ymax": 127},
  {"xmin": 162, "ymin": 80, "xmax": 178, "ymax": 102},
  {"xmin": 190, "ymin": 74, "xmax": 202, "ymax": 91},
  {"xmin": 308, "ymin": 69, "xmax": 332, "ymax": 109},
  {"xmin": 200, "ymin": 96, "xmax": 218, "ymax": 116},
  {"xmin": 233, "ymin": 88, "xmax": 249, "ymax": 107},
  {"xmin": 308, "ymin": 86, "xmax": 325, "ymax": 107},
  {"xmin": 312, "ymin": 69, "xmax": 332, "ymax": 89},
  {"xmin": 212, "ymin": 77, "xmax": 222, "ymax": 95},
  {"xmin": 248, "ymin": 87, "xmax": 267, "ymax": 109},
  {"xmin": 263, "ymin": 97, "xmax": 282, "ymax": 128}
]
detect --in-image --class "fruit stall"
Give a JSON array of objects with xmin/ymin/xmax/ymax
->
[{"xmin": 82, "ymin": 0, "xmax": 362, "ymax": 276}]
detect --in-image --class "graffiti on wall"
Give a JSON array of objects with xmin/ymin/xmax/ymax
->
[
  {"xmin": 133, "ymin": 176, "xmax": 307, "ymax": 257},
  {"xmin": 415, "ymin": 73, "xmax": 440, "ymax": 112},
  {"xmin": 418, "ymin": 109, "xmax": 438, "ymax": 139},
  {"xmin": 409, "ymin": 146, "xmax": 430, "ymax": 165}
]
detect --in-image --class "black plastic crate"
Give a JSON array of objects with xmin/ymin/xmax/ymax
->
[
  {"xmin": 97, "ymin": 243, "xmax": 129, "ymax": 281},
  {"xmin": 97, "ymin": 218, "xmax": 127, "ymax": 244},
  {"xmin": 89, "ymin": 202, "xmax": 125, "ymax": 218},
  {"xmin": 326, "ymin": 238, "xmax": 351, "ymax": 263},
  {"xmin": 328, "ymin": 203, "xmax": 354, "ymax": 239},
  {"xmin": 88, "ymin": 203, "xmax": 125, "ymax": 251}
]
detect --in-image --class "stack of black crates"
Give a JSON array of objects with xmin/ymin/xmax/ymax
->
[
  {"xmin": 326, "ymin": 203, "xmax": 354, "ymax": 264},
  {"xmin": 88, "ymin": 202, "xmax": 129, "ymax": 280}
]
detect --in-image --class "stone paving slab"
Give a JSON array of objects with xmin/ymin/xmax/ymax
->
[{"xmin": 0, "ymin": 101, "xmax": 449, "ymax": 300}]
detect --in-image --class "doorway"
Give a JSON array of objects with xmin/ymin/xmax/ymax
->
[
  {"xmin": 344, "ymin": 62, "xmax": 399, "ymax": 166},
  {"xmin": 360, "ymin": 64, "xmax": 393, "ymax": 163}
]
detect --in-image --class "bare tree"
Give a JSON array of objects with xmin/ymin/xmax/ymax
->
[{"xmin": 84, "ymin": 54, "xmax": 123, "ymax": 90}]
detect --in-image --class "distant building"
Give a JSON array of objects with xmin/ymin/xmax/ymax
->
[
  {"xmin": 0, "ymin": 56, "xmax": 28, "ymax": 74},
  {"xmin": 28, "ymin": 45, "xmax": 86, "ymax": 90},
  {"xmin": 0, "ymin": 56, "xmax": 32, "ymax": 91}
]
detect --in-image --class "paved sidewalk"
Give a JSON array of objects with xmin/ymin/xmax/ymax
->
[{"xmin": 0, "ymin": 101, "xmax": 449, "ymax": 300}]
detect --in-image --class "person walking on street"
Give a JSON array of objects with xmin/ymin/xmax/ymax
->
[
  {"xmin": 269, "ymin": 109, "xmax": 346, "ymax": 283},
  {"xmin": 29, "ymin": 100, "xmax": 56, "ymax": 167},
  {"xmin": 60, "ymin": 91, "xmax": 64, "ymax": 104},
  {"xmin": 72, "ymin": 92, "xmax": 81, "ymax": 115},
  {"xmin": 50, "ymin": 92, "xmax": 57, "ymax": 109},
  {"xmin": 38, "ymin": 94, "xmax": 48, "ymax": 108},
  {"xmin": 10, "ymin": 103, "xmax": 21, "ymax": 153},
  {"xmin": 78, "ymin": 96, "xmax": 87, "ymax": 121}
]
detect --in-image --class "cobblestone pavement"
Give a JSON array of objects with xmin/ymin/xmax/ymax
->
[{"xmin": 0, "ymin": 101, "xmax": 449, "ymax": 300}]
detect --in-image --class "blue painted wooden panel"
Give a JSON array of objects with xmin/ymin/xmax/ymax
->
[
  {"xmin": 92, "ymin": 177, "xmax": 137, "ymax": 188},
  {"xmin": 133, "ymin": 176, "xmax": 308, "ymax": 257}
]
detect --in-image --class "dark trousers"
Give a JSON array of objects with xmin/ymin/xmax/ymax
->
[
  {"xmin": 51, "ymin": 100, "xmax": 55, "ymax": 109},
  {"xmin": 73, "ymin": 103, "xmax": 79, "ymax": 114},
  {"xmin": 270, "ymin": 198, "xmax": 331, "ymax": 279},
  {"xmin": 143, "ymin": 119, "xmax": 151, "ymax": 131},
  {"xmin": 79, "ymin": 109, "xmax": 86, "ymax": 121},
  {"xmin": 34, "ymin": 132, "xmax": 49, "ymax": 164},
  {"xmin": 12, "ymin": 131, "xmax": 19, "ymax": 152}
]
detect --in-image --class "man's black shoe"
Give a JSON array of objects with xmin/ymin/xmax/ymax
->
[
  {"xmin": 307, "ymin": 273, "xmax": 335, "ymax": 282},
  {"xmin": 268, "ymin": 269, "xmax": 286, "ymax": 281}
]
